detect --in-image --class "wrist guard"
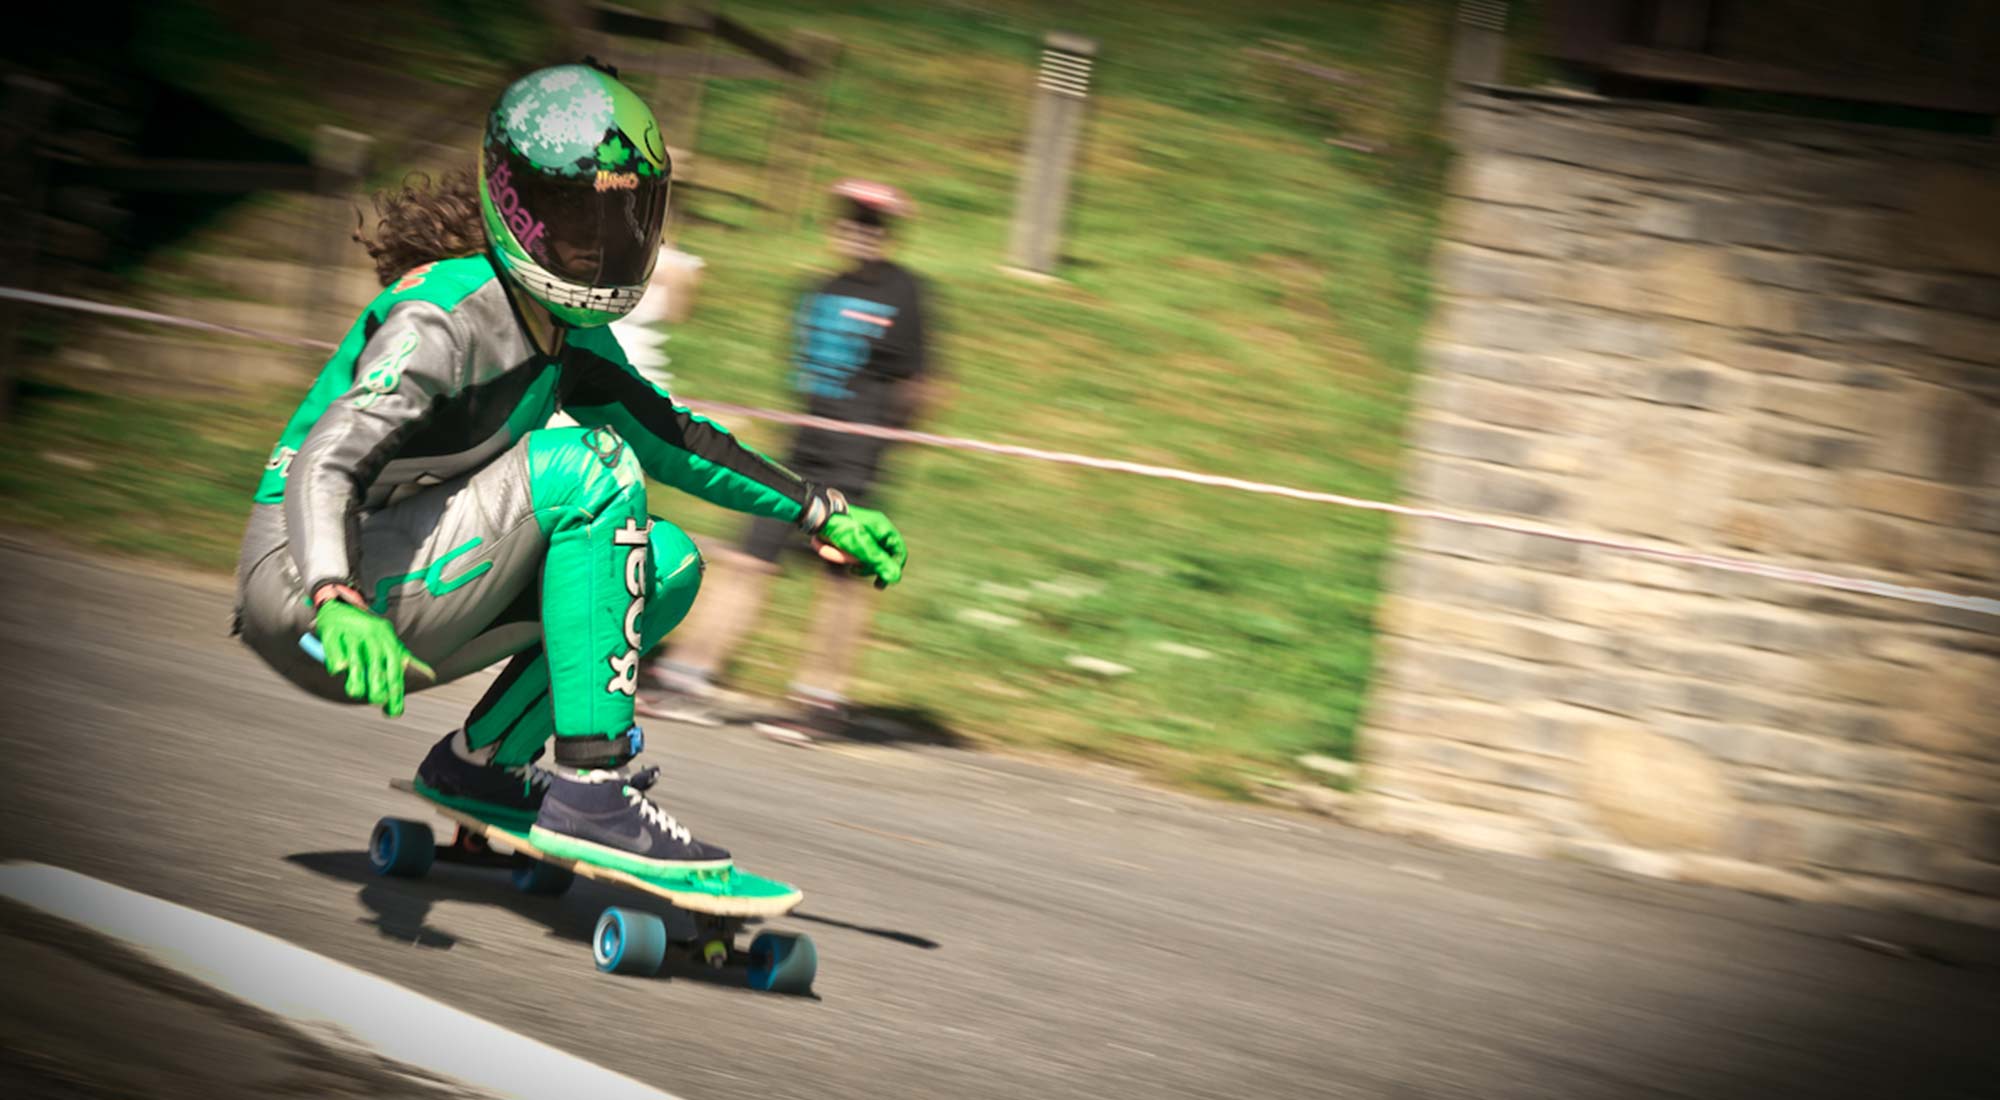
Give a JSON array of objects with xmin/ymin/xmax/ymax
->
[{"xmin": 796, "ymin": 486, "xmax": 849, "ymax": 535}]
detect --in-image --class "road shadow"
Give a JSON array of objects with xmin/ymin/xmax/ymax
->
[
  {"xmin": 729, "ymin": 702, "xmax": 970, "ymax": 749},
  {"xmin": 843, "ymin": 705, "xmax": 969, "ymax": 748}
]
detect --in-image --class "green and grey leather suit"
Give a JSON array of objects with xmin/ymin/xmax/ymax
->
[{"xmin": 236, "ymin": 254, "xmax": 838, "ymax": 764}]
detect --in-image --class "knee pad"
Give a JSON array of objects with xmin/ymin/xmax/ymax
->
[
  {"xmin": 524, "ymin": 425, "xmax": 647, "ymax": 526},
  {"xmin": 525, "ymin": 425, "xmax": 654, "ymax": 720},
  {"xmin": 635, "ymin": 521, "xmax": 704, "ymax": 650}
]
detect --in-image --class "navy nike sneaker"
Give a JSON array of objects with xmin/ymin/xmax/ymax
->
[
  {"xmin": 528, "ymin": 765, "xmax": 732, "ymax": 875},
  {"xmin": 412, "ymin": 729, "xmax": 551, "ymax": 831}
]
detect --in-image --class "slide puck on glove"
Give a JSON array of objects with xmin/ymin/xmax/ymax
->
[
  {"xmin": 811, "ymin": 537, "xmax": 857, "ymax": 566},
  {"xmin": 812, "ymin": 537, "xmax": 889, "ymax": 589}
]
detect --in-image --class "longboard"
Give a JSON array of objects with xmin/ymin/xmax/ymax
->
[
  {"xmin": 390, "ymin": 779, "xmax": 802, "ymax": 916},
  {"xmin": 371, "ymin": 779, "xmax": 815, "ymax": 990}
]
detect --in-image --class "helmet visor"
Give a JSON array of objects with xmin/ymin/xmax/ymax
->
[{"xmin": 486, "ymin": 142, "xmax": 669, "ymax": 288}]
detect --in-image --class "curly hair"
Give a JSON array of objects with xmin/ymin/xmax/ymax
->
[{"xmin": 352, "ymin": 169, "xmax": 486, "ymax": 287}]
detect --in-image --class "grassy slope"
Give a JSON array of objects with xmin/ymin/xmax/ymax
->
[
  {"xmin": 0, "ymin": 0, "xmax": 1453, "ymax": 796},
  {"xmin": 655, "ymin": 1, "xmax": 1452, "ymax": 792}
]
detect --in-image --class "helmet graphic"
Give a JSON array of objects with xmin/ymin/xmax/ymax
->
[{"xmin": 479, "ymin": 63, "xmax": 671, "ymax": 327}]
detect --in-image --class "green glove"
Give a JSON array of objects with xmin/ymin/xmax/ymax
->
[
  {"xmin": 818, "ymin": 506, "xmax": 909, "ymax": 587},
  {"xmin": 313, "ymin": 601, "xmax": 434, "ymax": 717}
]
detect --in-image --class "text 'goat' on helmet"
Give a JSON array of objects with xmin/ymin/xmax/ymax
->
[{"xmin": 480, "ymin": 61, "xmax": 671, "ymax": 328}]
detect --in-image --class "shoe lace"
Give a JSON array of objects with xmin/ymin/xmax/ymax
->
[
  {"xmin": 509, "ymin": 762, "xmax": 553, "ymax": 794},
  {"xmin": 622, "ymin": 767, "xmax": 692, "ymax": 844}
]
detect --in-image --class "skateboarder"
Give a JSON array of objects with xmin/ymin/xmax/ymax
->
[
  {"xmin": 638, "ymin": 179, "xmax": 935, "ymax": 743},
  {"xmin": 233, "ymin": 61, "xmax": 907, "ymax": 877}
]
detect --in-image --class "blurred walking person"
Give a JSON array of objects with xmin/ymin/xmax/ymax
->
[{"xmin": 640, "ymin": 179, "xmax": 935, "ymax": 744}]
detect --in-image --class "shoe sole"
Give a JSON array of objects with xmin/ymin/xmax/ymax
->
[
  {"xmin": 411, "ymin": 778, "xmax": 539, "ymax": 833},
  {"xmin": 526, "ymin": 825, "xmax": 732, "ymax": 878}
]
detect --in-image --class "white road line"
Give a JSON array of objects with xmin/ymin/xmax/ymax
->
[{"xmin": 0, "ymin": 862, "xmax": 682, "ymax": 1100}]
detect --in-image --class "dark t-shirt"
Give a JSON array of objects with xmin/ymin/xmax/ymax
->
[
  {"xmin": 790, "ymin": 259, "xmax": 929, "ymax": 437},
  {"xmin": 743, "ymin": 259, "xmax": 931, "ymax": 557}
]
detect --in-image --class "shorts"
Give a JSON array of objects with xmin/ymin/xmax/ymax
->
[{"xmin": 743, "ymin": 428, "xmax": 889, "ymax": 564}]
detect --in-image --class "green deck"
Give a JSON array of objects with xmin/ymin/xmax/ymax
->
[{"xmin": 395, "ymin": 779, "xmax": 803, "ymax": 915}]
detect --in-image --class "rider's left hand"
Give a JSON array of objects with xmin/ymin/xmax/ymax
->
[{"xmin": 313, "ymin": 600, "xmax": 434, "ymax": 717}]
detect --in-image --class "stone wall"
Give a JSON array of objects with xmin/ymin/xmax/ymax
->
[{"xmin": 1357, "ymin": 89, "xmax": 2000, "ymax": 926}]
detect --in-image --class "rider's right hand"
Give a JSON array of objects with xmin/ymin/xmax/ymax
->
[
  {"xmin": 313, "ymin": 600, "xmax": 433, "ymax": 717},
  {"xmin": 818, "ymin": 506, "xmax": 908, "ymax": 587}
]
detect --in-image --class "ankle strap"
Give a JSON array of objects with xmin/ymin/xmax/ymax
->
[{"xmin": 553, "ymin": 726, "xmax": 644, "ymax": 769}]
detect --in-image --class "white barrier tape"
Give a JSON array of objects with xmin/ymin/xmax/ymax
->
[
  {"xmin": 687, "ymin": 401, "xmax": 1999, "ymax": 617},
  {"xmin": 0, "ymin": 286, "xmax": 342, "ymax": 351},
  {"xmin": 8, "ymin": 285, "xmax": 1996, "ymax": 617}
]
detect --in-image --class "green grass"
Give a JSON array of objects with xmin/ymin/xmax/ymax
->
[
  {"xmin": 0, "ymin": 382, "xmax": 287, "ymax": 568},
  {"xmin": 1, "ymin": 0, "xmax": 1454, "ymax": 796},
  {"xmin": 631, "ymin": 0, "xmax": 1453, "ymax": 790}
]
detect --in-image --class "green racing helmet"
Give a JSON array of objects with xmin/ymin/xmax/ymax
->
[{"xmin": 479, "ymin": 62, "xmax": 671, "ymax": 327}]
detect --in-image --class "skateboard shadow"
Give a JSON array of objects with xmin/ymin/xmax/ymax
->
[
  {"xmin": 286, "ymin": 849, "xmax": 938, "ymax": 993},
  {"xmin": 287, "ymin": 850, "xmax": 560, "ymax": 951},
  {"xmin": 790, "ymin": 911, "xmax": 940, "ymax": 950}
]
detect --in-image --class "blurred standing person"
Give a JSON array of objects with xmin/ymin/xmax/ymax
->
[{"xmin": 640, "ymin": 179, "xmax": 934, "ymax": 744}]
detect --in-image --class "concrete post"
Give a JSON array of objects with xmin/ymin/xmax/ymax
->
[
  {"xmin": 1451, "ymin": 0, "xmax": 1509, "ymax": 86},
  {"xmin": 1006, "ymin": 32, "xmax": 1098, "ymax": 276}
]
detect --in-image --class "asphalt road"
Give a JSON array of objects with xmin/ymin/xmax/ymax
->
[{"xmin": 1, "ymin": 538, "xmax": 1994, "ymax": 1100}]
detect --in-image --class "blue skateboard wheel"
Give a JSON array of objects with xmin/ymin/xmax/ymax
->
[
  {"xmin": 369, "ymin": 818, "xmax": 435, "ymax": 878},
  {"xmin": 746, "ymin": 931, "xmax": 817, "ymax": 994},
  {"xmin": 511, "ymin": 859, "xmax": 575, "ymax": 897},
  {"xmin": 593, "ymin": 907, "xmax": 667, "ymax": 976}
]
